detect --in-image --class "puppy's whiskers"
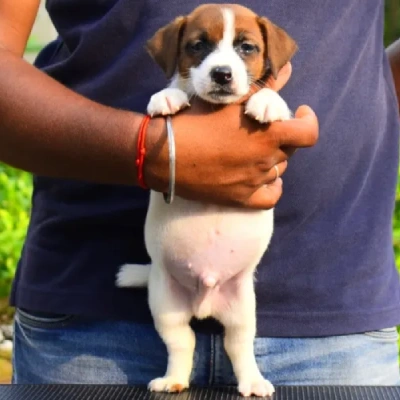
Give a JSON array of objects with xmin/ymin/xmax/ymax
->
[{"xmin": 249, "ymin": 77, "xmax": 266, "ymax": 91}]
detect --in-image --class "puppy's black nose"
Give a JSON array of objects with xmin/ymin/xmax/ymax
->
[{"xmin": 210, "ymin": 66, "xmax": 232, "ymax": 85}]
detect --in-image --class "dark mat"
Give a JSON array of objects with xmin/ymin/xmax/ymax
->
[{"xmin": 1, "ymin": 385, "xmax": 400, "ymax": 400}]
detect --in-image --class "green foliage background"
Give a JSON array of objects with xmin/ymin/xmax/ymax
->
[
  {"xmin": 0, "ymin": 166, "xmax": 31, "ymax": 299},
  {"xmin": 0, "ymin": 2, "xmax": 400, "ymax": 319},
  {"xmin": 387, "ymin": 1, "xmax": 400, "ymax": 271}
]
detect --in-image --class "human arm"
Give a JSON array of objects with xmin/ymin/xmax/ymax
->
[
  {"xmin": 0, "ymin": 0, "xmax": 165, "ymax": 186},
  {"xmin": 387, "ymin": 38, "xmax": 400, "ymax": 114},
  {"xmin": 0, "ymin": 0, "xmax": 318, "ymax": 209}
]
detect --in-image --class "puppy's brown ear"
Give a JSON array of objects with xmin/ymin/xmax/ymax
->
[
  {"xmin": 258, "ymin": 17, "xmax": 298, "ymax": 79},
  {"xmin": 146, "ymin": 16, "xmax": 186, "ymax": 79}
]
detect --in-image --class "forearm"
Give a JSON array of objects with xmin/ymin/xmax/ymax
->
[
  {"xmin": 0, "ymin": 48, "xmax": 166, "ymax": 186},
  {"xmin": 387, "ymin": 38, "xmax": 400, "ymax": 114}
]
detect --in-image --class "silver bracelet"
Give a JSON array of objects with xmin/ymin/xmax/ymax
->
[{"xmin": 163, "ymin": 116, "xmax": 176, "ymax": 204}]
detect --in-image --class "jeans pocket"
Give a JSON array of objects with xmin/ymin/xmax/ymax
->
[
  {"xmin": 364, "ymin": 327, "xmax": 399, "ymax": 342},
  {"xmin": 16, "ymin": 308, "xmax": 77, "ymax": 330}
]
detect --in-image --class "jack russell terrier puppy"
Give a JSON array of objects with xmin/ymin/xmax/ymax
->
[{"xmin": 117, "ymin": 3, "xmax": 297, "ymax": 397}]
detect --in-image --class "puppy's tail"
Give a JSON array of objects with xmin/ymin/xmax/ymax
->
[{"xmin": 116, "ymin": 263, "xmax": 151, "ymax": 288}]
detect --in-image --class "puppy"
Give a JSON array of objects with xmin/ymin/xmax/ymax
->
[{"xmin": 117, "ymin": 4, "xmax": 297, "ymax": 397}]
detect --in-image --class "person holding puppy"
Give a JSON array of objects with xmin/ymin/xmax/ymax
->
[{"xmin": 1, "ymin": 0, "xmax": 400, "ymax": 387}]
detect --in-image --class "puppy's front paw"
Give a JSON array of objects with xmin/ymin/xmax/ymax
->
[
  {"xmin": 245, "ymin": 88, "xmax": 292, "ymax": 123},
  {"xmin": 238, "ymin": 377, "xmax": 275, "ymax": 398},
  {"xmin": 147, "ymin": 88, "xmax": 190, "ymax": 116},
  {"xmin": 148, "ymin": 376, "xmax": 189, "ymax": 393}
]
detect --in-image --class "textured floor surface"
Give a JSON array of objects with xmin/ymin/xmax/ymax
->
[{"xmin": 0, "ymin": 385, "xmax": 399, "ymax": 400}]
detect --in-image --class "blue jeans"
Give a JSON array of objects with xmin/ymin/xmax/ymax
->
[{"xmin": 12, "ymin": 308, "xmax": 400, "ymax": 385}]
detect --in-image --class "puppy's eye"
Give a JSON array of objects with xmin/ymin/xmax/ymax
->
[
  {"xmin": 188, "ymin": 40, "xmax": 206, "ymax": 53},
  {"xmin": 239, "ymin": 42, "xmax": 258, "ymax": 55}
]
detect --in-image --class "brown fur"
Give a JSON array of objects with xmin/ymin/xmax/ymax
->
[
  {"xmin": 257, "ymin": 17, "xmax": 298, "ymax": 79},
  {"xmin": 146, "ymin": 4, "xmax": 297, "ymax": 81},
  {"xmin": 145, "ymin": 16, "xmax": 186, "ymax": 79}
]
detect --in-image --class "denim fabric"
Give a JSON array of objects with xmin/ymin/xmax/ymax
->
[{"xmin": 12, "ymin": 309, "xmax": 400, "ymax": 386}]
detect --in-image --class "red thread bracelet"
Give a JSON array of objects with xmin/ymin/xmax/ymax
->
[{"xmin": 136, "ymin": 114, "xmax": 151, "ymax": 189}]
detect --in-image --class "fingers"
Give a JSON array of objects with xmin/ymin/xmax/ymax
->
[
  {"xmin": 243, "ymin": 160, "xmax": 287, "ymax": 209},
  {"xmin": 245, "ymin": 178, "xmax": 283, "ymax": 209},
  {"xmin": 265, "ymin": 62, "xmax": 292, "ymax": 92},
  {"xmin": 264, "ymin": 160, "xmax": 287, "ymax": 184},
  {"xmin": 273, "ymin": 105, "xmax": 319, "ymax": 148}
]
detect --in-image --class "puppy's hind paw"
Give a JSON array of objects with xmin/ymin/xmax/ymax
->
[
  {"xmin": 238, "ymin": 378, "xmax": 275, "ymax": 398},
  {"xmin": 148, "ymin": 376, "xmax": 189, "ymax": 393},
  {"xmin": 147, "ymin": 88, "xmax": 190, "ymax": 117}
]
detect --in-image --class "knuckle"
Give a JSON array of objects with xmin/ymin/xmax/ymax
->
[
  {"xmin": 229, "ymin": 190, "xmax": 249, "ymax": 208},
  {"xmin": 249, "ymin": 177, "xmax": 264, "ymax": 190},
  {"xmin": 255, "ymin": 157, "xmax": 277, "ymax": 172}
]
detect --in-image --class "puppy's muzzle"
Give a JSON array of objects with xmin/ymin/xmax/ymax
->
[{"xmin": 210, "ymin": 66, "xmax": 233, "ymax": 86}]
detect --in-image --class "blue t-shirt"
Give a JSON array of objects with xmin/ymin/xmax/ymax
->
[{"xmin": 10, "ymin": 0, "xmax": 400, "ymax": 337}]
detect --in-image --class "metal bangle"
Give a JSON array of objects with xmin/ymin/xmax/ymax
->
[{"xmin": 163, "ymin": 116, "xmax": 176, "ymax": 204}]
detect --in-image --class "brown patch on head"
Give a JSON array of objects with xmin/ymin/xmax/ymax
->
[
  {"xmin": 184, "ymin": 5, "xmax": 226, "ymax": 42},
  {"xmin": 177, "ymin": 5, "xmax": 225, "ymax": 77}
]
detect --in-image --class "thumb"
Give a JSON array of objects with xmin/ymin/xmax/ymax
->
[
  {"xmin": 245, "ymin": 178, "xmax": 283, "ymax": 210},
  {"xmin": 294, "ymin": 104, "xmax": 317, "ymax": 120},
  {"xmin": 276, "ymin": 104, "xmax": 319, "ymax": 149},
  {"xmin": 294, "ymin": 105, "xmax": 319, "ymax": 135}
]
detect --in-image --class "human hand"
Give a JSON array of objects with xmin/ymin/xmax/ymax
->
[{"xmin": 145, "ymin": 64, "xmax": 318, "ymax": 209}]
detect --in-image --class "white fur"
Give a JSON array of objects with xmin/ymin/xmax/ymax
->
[
  {"xmin": 116, "ymin": 264, "xmax": 150, "ymax": 287},
  {"xmin": 147, "ymin": 86, "xmax": 190, "ymax": 116},
  {"xmin": 117, "ymin": 6, "xmax": 292, "ymax": 397},
  {"xmin": 245, "ymin": 88, "xmax": 293, "ymax": 122}
]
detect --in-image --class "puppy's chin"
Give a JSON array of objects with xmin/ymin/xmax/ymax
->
[
  {"xmin": 199, "ymin": 92, "xmax": 245, "ymax": 104},
  {"xmin": 185, "ymin": 82, "xmax": 248, "ymax": 104},
  {"xmin": 194, "ymin": 83, "xmax": 249, "ymax": 104}
]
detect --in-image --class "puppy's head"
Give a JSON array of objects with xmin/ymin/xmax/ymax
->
[{"xmin": 146, "ymin": 4, "xmax": 298, "ymax": 104}]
